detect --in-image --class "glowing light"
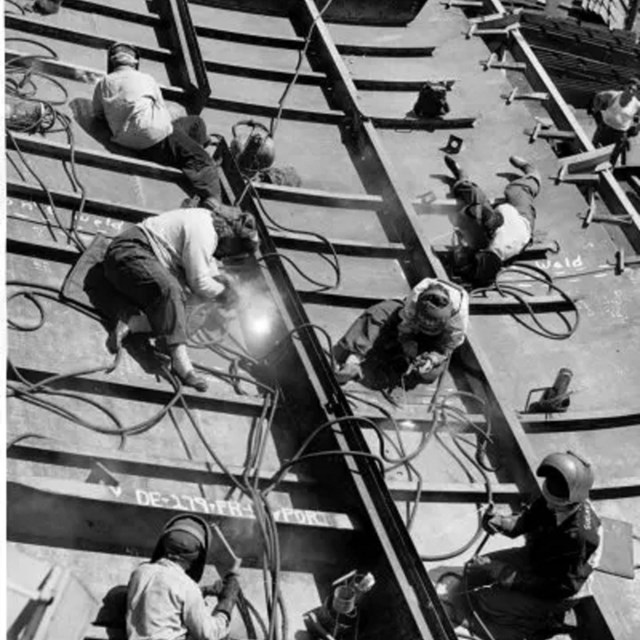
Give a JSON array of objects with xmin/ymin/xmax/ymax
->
[
  {"xmin": 399, "ymin": 420, "xmax": 417, "ymax": 430},
  {"xmin": 248, "ymin": 315, "xmax": 272, "ymax": 337}
]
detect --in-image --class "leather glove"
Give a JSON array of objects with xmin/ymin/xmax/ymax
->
[
  {"xmin": 213, "ymin": 572, "xmax": 240, "ymax": 620},
  {"xmin": 481, "ymin": 510, "xmax": 514, "ymax": 536}
]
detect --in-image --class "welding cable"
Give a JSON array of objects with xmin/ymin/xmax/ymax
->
[
  {"xmin": 472, "ymin": 263, "xmax": 579, "ymax": 340},
  {"xmin": 461, "ymin": 561, "xmax": 498, "ymax": 640},
  {"xmin": 7, "ymin": 130, "xmax": 85, "ymax": 252},
  {"xmin": 270, "ymin": 0, "xmax": 338, "ymax": 137},
  {"xmin": 238, "ymin": 180, "xmax": 342, "ymax": 292},
  {"xmin": 5, "ymin": 0, "xmax": 29, "ymax": 14}
]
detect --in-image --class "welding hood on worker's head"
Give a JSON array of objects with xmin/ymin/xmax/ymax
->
[
  {"xmin": 537, "ymin": 451, "xmax": 594, "ymax": 506},
  {"xmin": 151, "ymin": 514, "xmax": 211, "ymax": 582},
  {"xmin": 414, "ymin": 284, "xmax": 453, "ymax": 334},
  {"xmin": 107, "ymin": 42, "xmax": 140, "ymax": 73}
]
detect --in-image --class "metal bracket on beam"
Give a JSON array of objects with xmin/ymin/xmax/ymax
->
[
  {"xmin": 481, "ymin": 50, "xmax": 527, "ymax": 72},
  {"xmin": 468, "ymin": 23, "xmax": 518, "ymax": 39},
  {"xmin": 442, "ymin": 0, "xmax": 483, "ymax": 8},
  {"xmin": 526, "ymin": 117, "xmax": 577, "ymax": 143},
  {"xmin": 505, "ymin": 87, "xmax": 549, "ymax": 105},
  {"xmin": 582, "ymin": 188, "xmax": 597, "ymax": 228}
]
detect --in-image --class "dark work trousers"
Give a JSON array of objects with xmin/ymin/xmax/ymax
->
[
  {"xmin": 592, "ymin": 123, "xmax": 628, "ymax": 165},
  {"xmin": 333, "ymin": 299, "xmax": 446, "ymax": 389},
  {"xmin": 103, "ymin": 226, "xmax": 187, "ymax": 346},
  {"xmin": 453, "ymin": 174, "xmax": 539, "ymax": 231},
  {"xmin": 465, "ymin": 548, "xmax": 569, "ymax": 640},
  {"xmin": 141, "ymin": 115, "xmax": 221, "ymax": 201}
]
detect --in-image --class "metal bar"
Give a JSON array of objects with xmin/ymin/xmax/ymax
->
[
  {"xmin": 60, "ymin": 0, "xmax": 163, "ymax": 26},
  {"xmin": 5, "ymin": 15, "xmax": 174, "ymax": 63},
  {"xmin": 7, "ymin": 132, "xmax": 384, "ymax": 210},
  {"xmin": 7, "ymin": 475, "xmax": 359, "ymax": 570},
  {"xmin": 335, "ymin": 44, "xmax": 436, "ymax": 57},
  {"xmin": 372, "ymin": 116, "xmax": 476, "ymax": 130},
  {"xmin": 204, "ymin": 59, "xmax": 324, "ymax": 85},
  {"xmin": 157, "ymin": 0, "xmax": 212, "ymax": 112},
  {"xmin": 298, "ymin": 289, "xmax": 578, "ymax": 315}
]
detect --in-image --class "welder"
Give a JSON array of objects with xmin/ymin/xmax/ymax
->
[
  {"xmin": 591, "ymin": 77, "xmax": 640, "ymax": 164},
  {"xmin": 462, "ymin": 451, "xmax": 601, "ymax": 640},
  {"xmin": 126, "ymin": 515, "xmax": 240, "ymax": 640},
  {"xmin": 443, "ymin": 154, "xmax": 541, "ymax": 287},
  {"xmin": 92, "ymin": 42, "xmax": 222, "ymax": 202},
  {"xmin": 102, "ymin": 201, "xmax": 259, "ymax": 391},
  {"xmin": 332, "ymin": 278, "xmax": 469, "ymax": 389}
]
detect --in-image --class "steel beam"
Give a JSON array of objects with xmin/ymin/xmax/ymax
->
[{"xmin": 7, "ymin": 474, "xmax": 359, "ymax": 570}]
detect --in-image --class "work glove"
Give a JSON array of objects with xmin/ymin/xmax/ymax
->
[
  {"xmin": 399, "ymin": 338, "xmax": 419, "ymax": 361},
  {"xmin": 213, "ymin": 572, "xmax": 241, "ymax": 620},
  {"xmin": 482, "ymin": 511, "xmax": 509, "ymax": 535},
  {"xmin": 201, "ymin": 580, "xmax": 224, "ymax": 598}
]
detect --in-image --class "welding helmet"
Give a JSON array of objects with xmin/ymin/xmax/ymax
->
[
  {"xmin": 414, "ymin": 283, "xmax": 453, "ymax": 335},
  {"xmin": 107, "ymin": 42, "xmax": 140, "ymax": 73},
  {"xmin": 230, "ymin": 120, "xmax": 275, "ymax": 175},
  {"xmin": 537, "ymin": 451, "xmax": 594, "ymax": 506},
  {"xmin": 151, "ymin": 515, "xmax": 211, "ymax": 582}
]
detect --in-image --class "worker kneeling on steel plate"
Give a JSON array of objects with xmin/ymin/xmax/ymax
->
[
  {"xmin": 126, "ymin": 515, "xmax": 240, "ymax": 640},
  {"xmin": 332, "ymin": 278, "xmax": 469, "ymax": 389},
  {"xmin": 93, "ymin": 43, "xmax": 221, "ymax": 202},
  {"xmin": 461, "ymin": 451, "xmax": 601, "ymax": 640},
  {"xmin": 103, "ymin": 200, "xmax": 259, "ymax": 392},
  {"xmin": 443, "ymin": 154, "xmax": 541, "ymax": 288}
]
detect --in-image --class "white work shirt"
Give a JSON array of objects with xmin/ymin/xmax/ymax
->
[
  {"xmin": 93, "ymin": 67, "xmax": 173, "ymax": 150},
  {"xmin": 596, "ymin": 90, "xmax": 640, "ymax": 132},
  {"xmin": 126, "ymin": 559, "xmax": 229, "ymax": 640},
  {"xmin": 139, "ymin": 208, "xmax": 224, "ymax": 299},
  {"xmin": 488, "ymin": 203, "xmax": 532, "ymax": 261}
]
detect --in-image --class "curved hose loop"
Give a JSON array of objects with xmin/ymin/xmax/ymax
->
[
  {"xmin": 472, "ymin": 263, "xmax": 580, "ymax": 340},
  {"xmin": 7, "ymin": 289, "xmax": 46, "ymax": 331},
  {"xmin": 5, "ymin": 38, "xmax": 59, "ymax": 61},
  {"xmin": 242, "ymin": 178, "xmax": 342, "ymax": 292}
]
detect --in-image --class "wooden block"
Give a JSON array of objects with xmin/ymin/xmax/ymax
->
[{"xmin": 558, "ymin": 145, "xmax": 615, "ymax": 175}]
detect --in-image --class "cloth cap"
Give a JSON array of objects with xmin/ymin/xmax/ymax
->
[
  {"xmin": 480, "ymin": 204, "xmax": 504, "ymax": 238},
  {"xmin": 151, "ymin": 515, "xmax": 210, "ymax": 582},
  {"xmin": 108, "ymin": 43, "xmax": 139, "ymax": 71}
]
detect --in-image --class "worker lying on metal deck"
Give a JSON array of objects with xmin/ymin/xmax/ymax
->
[
  {"xmin": 443, "ymin": 154, "xmax": 541, "ymax": 287},
  {"xmin": 332, "ymin": 278, "xmax": 469, "ymax": 389},
  {"xmin": 93, "ymin": 42, "xmax": 221, "ymax": 202},
  {"xmin": 127, "ymin": 515, "xmax": 240, "ymax": 640},
  {"xmin": 103, "ymin": 201, "xmax": 259, "ymax": 392},
  {"xmin": 591, "ymin": 77, "xmax": 640, "ymax": 164},
  {"xmin": 463, "ymin": 451, "xmax": 601, "ymax": 640}
]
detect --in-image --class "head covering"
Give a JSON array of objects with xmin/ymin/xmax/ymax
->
[
  {"xmin": 107, "ymin": 43, "xmax": 139, "ymax": 73},
  {"xmin": 479, "ymin": 204, "xmax": 504, "ymax": 239},
  {"xmin": 473, "ymin": 250, "xmax": 502, "ymax": 288},
  {"xmin": 151, "ymin": 515, "xmax": 211, "ymax": 581},
  {"xmin": 201, "ymin": 198, "xmax": 260, "ymax": 255},
  {"xmin": 414, "ymin": 283, "xmax": 453, "ymax": 335},
  {"xmin": 537, "ymin": 451, "xmax": 594, "ymax": 506}
]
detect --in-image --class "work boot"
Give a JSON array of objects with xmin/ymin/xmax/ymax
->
[
  {"xmin": 170, "ymin": 344, "xmax": 208, "ymax": 392},
  {"xmin": 334, "ymin": 354, "xmax": 363, "ymax": 385},
  {"xmin": 444, "ymin": 154, "xmax": 467, "ymax": 182},
  {"xmin": 509, "ymin": 155, "xmax": 536, "ymax": 176}
]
